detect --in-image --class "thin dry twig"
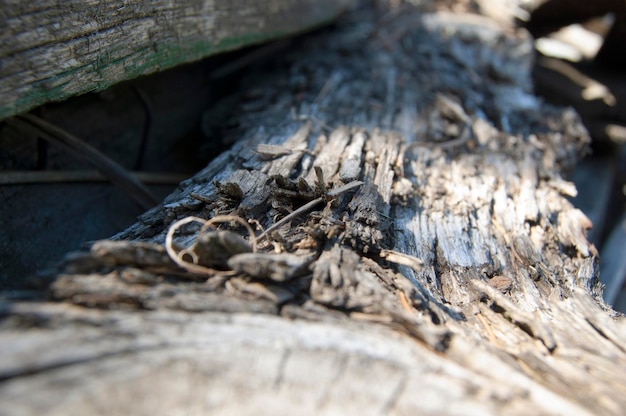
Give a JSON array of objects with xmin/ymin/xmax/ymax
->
[
  {"xmin": 0, "ymin": 170, "xmax": 187, "ymax": 185},
  {"xmin": 9, "ymin": 114, "xmax": 159, "ymax": 210},
  {"xmin": 257, "ymin": 180, "xmax": 364, "ymax": 242},
  {"xmin": 380, "ymin": 249, "xmax": 423, "ymax": 271},
  {"xmin": 255, "ymin": 143, "xmax": 314, "ymax": 160}
]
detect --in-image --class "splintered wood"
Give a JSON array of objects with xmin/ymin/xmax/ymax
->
[{"xmin": 2, "ymin": 3, "xmax": 625, "ymax": 415}]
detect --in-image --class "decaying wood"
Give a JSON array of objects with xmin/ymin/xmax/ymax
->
[
  {"xmin": 1, "ymin": 2, "xmax": 625, "ymax": 415},
  {"xmin": 0, "ymin": 0, "xmax": 354, "ymax": 120}
]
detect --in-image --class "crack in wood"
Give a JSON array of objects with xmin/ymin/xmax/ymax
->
[
  {"xmin": 273, "ymin": 348, "xmax": 292, "ymax": 390},
  {"xmin": 378, "ymin": 371, "xmax": 409, "ymax": 415}
]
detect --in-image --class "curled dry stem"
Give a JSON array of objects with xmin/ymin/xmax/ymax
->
[{"xmin": 165, "ymin": 215, "xmax": 257, "ymax": 276}]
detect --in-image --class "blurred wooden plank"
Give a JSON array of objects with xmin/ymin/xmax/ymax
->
[{"xmin": 0, "ymin": 0, "xmax": 353, "ymax": 120}]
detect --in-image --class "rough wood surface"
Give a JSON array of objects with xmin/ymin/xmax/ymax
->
[
  {"xmin": 0, "ymin": 0, "xmax": 353, "ymax": 120},
  {"xmin": 2, "ymin": 2, "xmax": 625, "ymax": 415}
]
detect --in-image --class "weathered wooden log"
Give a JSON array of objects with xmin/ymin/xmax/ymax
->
[
  {"xmin": 1, "ymin": 2, "xmax": 625, "ymax": 415},
  {"xmin": 0, "ymin": 0, "xmax": 354, "ymax": 120}
]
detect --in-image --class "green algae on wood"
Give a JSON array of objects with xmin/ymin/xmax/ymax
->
[{"xmin": 0, "ymin": 0, "xmax": 353, "ymax": 120}]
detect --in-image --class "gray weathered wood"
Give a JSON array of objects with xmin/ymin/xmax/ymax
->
[
  {"xmin": 0, "ymin": 0, "xmax": 354, "ymax": 120},
  {"xmin": 1, "ymin": 2, "xmax": 625, "ymax": 415}
]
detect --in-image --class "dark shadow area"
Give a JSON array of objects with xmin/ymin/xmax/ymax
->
[
  {"xmin": 0, "ymin": 36, "xmax": 305, "ymax": 290},
  {"xmin": 526, "ymin": 0, "xmax": 626, "ymax": 310}
]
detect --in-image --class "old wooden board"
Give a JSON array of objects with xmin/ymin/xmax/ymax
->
[
  {"xmin": 0, "ymin": 0, "xmax": 354, "ymax": 120},
  {"xmin": 1, "ymin": 1, "xmax": 625, "ymax": 415}
]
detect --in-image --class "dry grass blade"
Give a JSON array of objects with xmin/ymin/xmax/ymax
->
[
  {"xmin": 257, "ymin": 180, "xmax": 364, "ymax": 242},
  {"xmin": 0, "ymin": 170, "xmax": 187, "ymax": 185},
  {"xmin": 10, "ymin": 114, "xmax": 159, "ymax": 210}
]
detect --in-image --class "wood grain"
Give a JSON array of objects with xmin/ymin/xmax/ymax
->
[
  {"xmin": 1, "ymin": 2, "xmax": 625, "ymax": 415},
  {"xmin": 0, "ymin": 0, "xmax": 353, "ymax": 120}
]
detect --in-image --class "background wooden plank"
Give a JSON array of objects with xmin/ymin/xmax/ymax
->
[{"xmin": 0, "ymin": 0, "xmax": 353, "ymax": 120}]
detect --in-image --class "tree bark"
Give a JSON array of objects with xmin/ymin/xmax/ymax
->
[
  {"xmin": 1, "ymin": 2, "xmax": 625, "ymax": 415},
  {"xmin": 0, "ymin": 0, "xmax": 353, "ymax": 120}
]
